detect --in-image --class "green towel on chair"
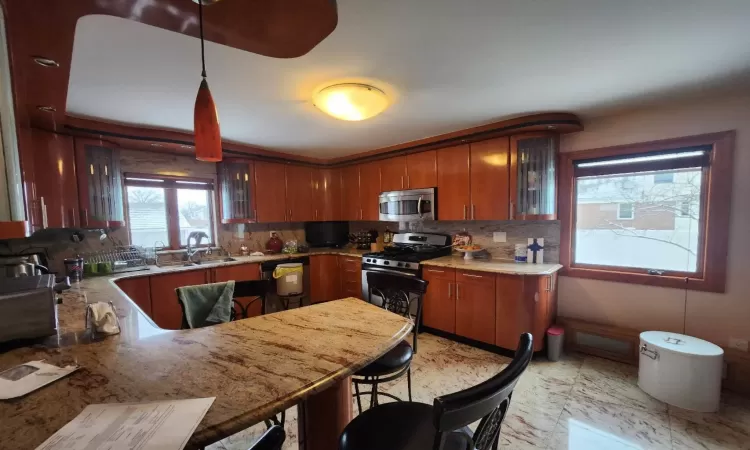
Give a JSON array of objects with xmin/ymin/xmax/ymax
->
[{"xmin": 176, "ymin": 281, "xmax": 235, "ymax": 329}]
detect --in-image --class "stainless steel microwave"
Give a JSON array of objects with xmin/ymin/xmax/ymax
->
[{"xmin": 378, "ymin": 188, "xmax": 435, "ymax": 221}]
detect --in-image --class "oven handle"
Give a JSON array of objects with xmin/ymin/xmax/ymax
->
[
  {"xmin": 417, "ymin": 195, "xmax": 423, "ymax": 218},
  {"xmin": 363, "ymin": 266, "xmax": 418, "ymax": 277}
]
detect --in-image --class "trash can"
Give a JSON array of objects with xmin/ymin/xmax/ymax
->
[
  {"xmin": 547, "ymin": 326, "xmax": 564, "ymax": 362},
  {"xmin": 273, "ymin": 263, "xmax": 304, "ymax": 296}
]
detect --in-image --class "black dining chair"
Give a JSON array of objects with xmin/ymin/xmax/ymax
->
[
  {"xmin": 351, "ymin": 272, "xmax": 429, "ymax": 414},
  {"xmin": 177, "ymin": 279, "xmax": 270, "ymax": 329},
  {"xmin": 339, "ymin": 333, "xmax": 534, "ymax": 450}
]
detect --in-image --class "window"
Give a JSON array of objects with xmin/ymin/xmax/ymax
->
[
  {"xmin": 125, "ymin": 174, "xmax": 215, "ymax": 250},
  {"xmin": 616, "ymin": 203, "xmax": 634, "ymax": 220},
  {"xmin": 559, "ymin": 131, "xmax": 734, "ymax": 292},
  {"xmin": 653, "ymin": 172, "xmax": 674, "ymax": 184}
]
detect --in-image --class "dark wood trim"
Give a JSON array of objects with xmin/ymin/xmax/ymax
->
[{"xmin": 558, "ymin": 131, "xmax": 735, "ymax": 293}]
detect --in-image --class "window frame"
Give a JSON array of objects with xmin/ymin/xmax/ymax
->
[
  {"xmin": 124, "ymin": 173, "xmax": 216, "ymax": 250},
  {"xmin": 616, "ymin": 203, "xmax": 635, "ymax": 220},
  {"xmin": 558, "ymin": 131, "xmax": 734, "ymax": 293}
]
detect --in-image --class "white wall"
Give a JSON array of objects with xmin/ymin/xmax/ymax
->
[{"xmin": 558, "ymin": 93, "xmax": 750, "ymax": 347}]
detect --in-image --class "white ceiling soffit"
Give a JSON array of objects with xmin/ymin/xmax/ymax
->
[{"xmin": 67, "ymin": 0, "xmax": 750, "ymax": 158}]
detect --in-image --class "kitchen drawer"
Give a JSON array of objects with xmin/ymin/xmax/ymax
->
[
  {"xmin": 422, "ymin": 266, "xmax": 455, "ymax": 281},
  {"xmin": 339, "ymin": 256, "xmax": 361, "ymax": 272},
  {"xmin": 341, "ymin": 280, "xmax": 362, "ymax": 298},
  {"xmin": 456, "ymin": 269, "xmax": 494, "ymax": 287}
]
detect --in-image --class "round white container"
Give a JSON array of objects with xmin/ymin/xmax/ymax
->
[
  {"xmin": 638, "ymin": 331, "xmax": 723, "ymax": 412},
  {"xmin": 273, "ymin": 263, "xmax": 303, "ymax": 296}
]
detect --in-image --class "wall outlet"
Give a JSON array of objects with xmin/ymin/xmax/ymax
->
[
  {"xmin": 729, "ymin": 338, "xmax": 749, "ymax": 352},
  {"xmin": 493, "ymin": 232, "xmax": 507, "ymax": 243},
  {"xmin": 269, "ymin": 230, "xmax": 278, "ymax": 237}
]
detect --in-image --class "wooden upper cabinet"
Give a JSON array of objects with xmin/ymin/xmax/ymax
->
[
  {"xmin": 312, "ymin": 168, "xmax": 341, "ymax": 221},
  {"xmin": 510, "ymin": 133, "xmax": 558, "ymax": 220},
  {"xmin": 340, "ymin": 165, "xmax": 360, "ymax": 220},
  {"xmin": 218, "ymin": 161, "xmax": 257, "ymax": 223},
  {"xmin": 436, "ymin": 144, "xmax": 471, "ymax": 220},
  {"xmin": 32, "ymin": 130, "xmax": 79, "ymax": 229},
  {"xmin": 406, "ymin": 150, "xmax": 437, "ymax": 189},
  {"xmin": 470, "ymin": 137, "xmax": 510, "ymax": 220},
  {"xmin": 379, "ymin": 156, "xmax": 407, "ymax": 192},
  {"xmin": 359, "ymin": 162, "xmax": 381, "ymax": 220},
  {"xmin": 285, "ymin": 165, "xmax": 314, "ymax": 222},
  {"xmin": 74, "ymin": 137, "xmax": 125, "ymax": 228},
  {"xmin": 254, "ymin": 161, "xmax": 287, "ymax": 222}
]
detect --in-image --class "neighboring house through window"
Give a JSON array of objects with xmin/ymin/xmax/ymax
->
[
  {"xmin": 124, "ymin": 174, "xmax": 215, "ymax": 250},
  {"xmin": 560, "ymin": 131, "xmax": 734, "ymax": 292}
]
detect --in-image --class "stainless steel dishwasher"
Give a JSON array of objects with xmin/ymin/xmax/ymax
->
[{"xmin": 260, "ymin": 257, "xmax": 310, "ymax": 312}]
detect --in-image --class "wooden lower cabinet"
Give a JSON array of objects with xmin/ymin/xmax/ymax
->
[
  {"xmin": 339, "ymin": 256, "xmax": 362, "ymax": 299},
  {"xmin": 422, "ymin": 267, "xmax": 456, "ymax": 333},
  {"xmin": 212, "ymin": 263, "xmax": 262, "ymax": 318},
  {"xmin": 115, "ymin": 276, "xmax": 151, "ymax": 317},
  {"xmin": 455, "ymin": 270, "xmax": 496, "ymax": 345},
  {"xmin": 310, "ymin": 255, "xmax": 341, "ymax": 303},
  {"xmin": 149, "ymin": 270, "xmax": 210, "ymax": 330},
  {"xmin": 495, "ymin": 273, "xmax": 557, "ymax": 352}
]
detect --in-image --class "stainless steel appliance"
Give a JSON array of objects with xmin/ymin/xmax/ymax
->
[
  {"xmin": 0, "ymin": 274, "xmax": 58, "ymax": 342},
  {"xmin": 0, "ymin": 254, "xmax": 49, "ymax": 279},
  {"xmin": 378, "ymin": 188, "xmax": 436, "ymax": 221},
  {"xmin": 361, "ymin": 232, "xmax": 451, "ymax": 304}
]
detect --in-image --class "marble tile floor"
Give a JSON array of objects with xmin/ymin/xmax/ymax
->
[{"xmin": 208, "ymin": 333, "xmax": 750, "ymax": 450}]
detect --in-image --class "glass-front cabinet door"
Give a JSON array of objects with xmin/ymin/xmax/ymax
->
[
  {"xmin": 218, "ymin": 160, "xmax": 256, "ymax": 223},
  {"xmin": 75, "ymin": 138, "xmax": 125, "ymax": 228},
  {"xmin": 510, "ymin": 133, "xmax": 557, "ymax": 220}
]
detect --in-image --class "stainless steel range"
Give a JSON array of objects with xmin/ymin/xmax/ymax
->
[{"xmin": 361, "ymin": 232, "xmax": 452, "ymax": 300}]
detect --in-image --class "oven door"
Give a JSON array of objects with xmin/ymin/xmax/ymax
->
[
  {"xmin": 378, "ymin": 188, "xmax": 435, "ymax": 221},
  {"xmin": 361, "ymin": 267, "xmax": 420, "ymax": 317}
]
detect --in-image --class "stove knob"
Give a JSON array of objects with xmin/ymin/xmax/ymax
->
[{"xmin": 384, "ymin": 261, "xmax": 390, "ymax": 265}]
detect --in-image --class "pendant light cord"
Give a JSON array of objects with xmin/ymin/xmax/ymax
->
[{"xmin": 199, "ymin": 0, "xmax": 206, "ymax": 78}]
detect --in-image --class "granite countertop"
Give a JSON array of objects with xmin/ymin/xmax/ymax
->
[
  {"xmin": 422, "ymin": 256, "xmax": 563, "ymax": 275},
  {"xmin": 0, "ymin": 246, "xmax": 410, "ymax": 449}
]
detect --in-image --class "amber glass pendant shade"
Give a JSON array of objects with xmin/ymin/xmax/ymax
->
[{"xmin": 194, "ymin": 78, "xmax": 222, "ymax": 161}]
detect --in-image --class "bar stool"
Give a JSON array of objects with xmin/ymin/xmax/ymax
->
[
  {"xmin": 339, "ymin": 334, "xmax": 534, "ymax": 450},
  {"xmin": 352, "ymin": 272, "xmax": 428, "ymax": 413}
]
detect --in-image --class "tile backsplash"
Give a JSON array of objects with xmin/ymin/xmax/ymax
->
[
  {"xmin": 350, "ymin": 220, "xmax": 560, "ymax": 262},
  {"xmin": 218, "ymin": 223, "xmax": 305, "ymax": 255}
]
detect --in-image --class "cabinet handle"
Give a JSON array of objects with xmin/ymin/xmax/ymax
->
[
  {"xmin": 463, "ymin": 273, "xmax": 483, "ymax": 279},
  {"xmin": 401, "ymin": 176, "xmax": 404, "ymax": 189},
  {"xmin": 254, "ymin": 209, "xmax": 257, "ymax": 220},
  {"xmin": 40, "ymin": 197, "xmax": 48, "ymax": 229},
  {"xmin": 471, "ymin": 204, "xmax": 476, "ymax": 220},
  {"xmin": 427, "ymin": 269, "xmax": 444, "ymax": 273},
  {"xmin": 463, "ymin": 204, "xmax": 467, "ymax": 220},
  {"xmin": 407, "ymin": 175, "xmax": 410, "ymax": 188},
  {"xmin": 360, "ymin": 208, "xmax": 363, "ymax": 220},
  {"xmin": 510, "ymin": 201, "xmax": 515, "ymax": 220},
  {"xmin": 83, "ymin": 208, "xmax": 89, "ymax": 227},
  {"xmin": 456, "ymin": 283, "xmax": 460, "ymax": 300},
  {"xmin": 546, "ymin": 276, "xmax": 552, "ymax": 292},
  {"xmin": 448, "ymin": 282, "xmax": 452, "ymax": 298}
]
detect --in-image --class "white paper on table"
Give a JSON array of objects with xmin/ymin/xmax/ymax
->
[
  {"xmin": 0, "ymin": 360, "xmax": 79, "ymax": 400},
  {"xmin": 35, "ymin": 397, "xmax": 216, "ymax": 450}
]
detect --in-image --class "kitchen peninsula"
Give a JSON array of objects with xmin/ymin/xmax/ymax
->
[{"xmin": 0, "ymin": 254, "xmax": 412, "ymax": 450}]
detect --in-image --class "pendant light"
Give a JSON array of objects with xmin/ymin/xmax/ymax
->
[{"xmin": 194, "ymin": 0, "xmax": 222, "ymax": 162}]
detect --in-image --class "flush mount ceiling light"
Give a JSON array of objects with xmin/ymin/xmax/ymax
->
[
  {"xmin": 313, "ymin": 83, "xmax": 389, "ymax": 121},
  {"xmin": 193, "ymin": 0, "xmax": 222, "ymax": 162}
]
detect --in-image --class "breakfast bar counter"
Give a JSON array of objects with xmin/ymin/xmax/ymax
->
[{"xmin": 0, "ymin": 264, "xmax": 411, "ymax": 450}]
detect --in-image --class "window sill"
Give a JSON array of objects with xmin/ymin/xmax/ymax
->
[{"xmin": 560, "ymin": 266, "xmax": 724, "ymax": 293}]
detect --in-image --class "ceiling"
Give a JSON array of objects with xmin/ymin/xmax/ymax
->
[{"xmin": 66, "ymin": 0, "xmax": 750, "ymax": 158}]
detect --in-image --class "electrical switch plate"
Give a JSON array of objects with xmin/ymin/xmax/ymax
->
[
  {"xmin": 270, "ymin": 230, "xmax": 278, "ymax": 237},
  {"xmin": 729, "ymin": 338, "xmax": 749, "ymax": 352},
  {"xmin": 493, "ymin": 232, "xmax": 507, "ymax": 243}
]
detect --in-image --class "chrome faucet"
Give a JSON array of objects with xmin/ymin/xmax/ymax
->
[{"xmin": 186, "ymin": 231, "xmax": 210, "ymax": 264}]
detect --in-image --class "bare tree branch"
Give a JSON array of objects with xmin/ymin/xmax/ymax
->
[{"xmin": 601, "ymin": 220, "xmax": 697, "ymax": 256}]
